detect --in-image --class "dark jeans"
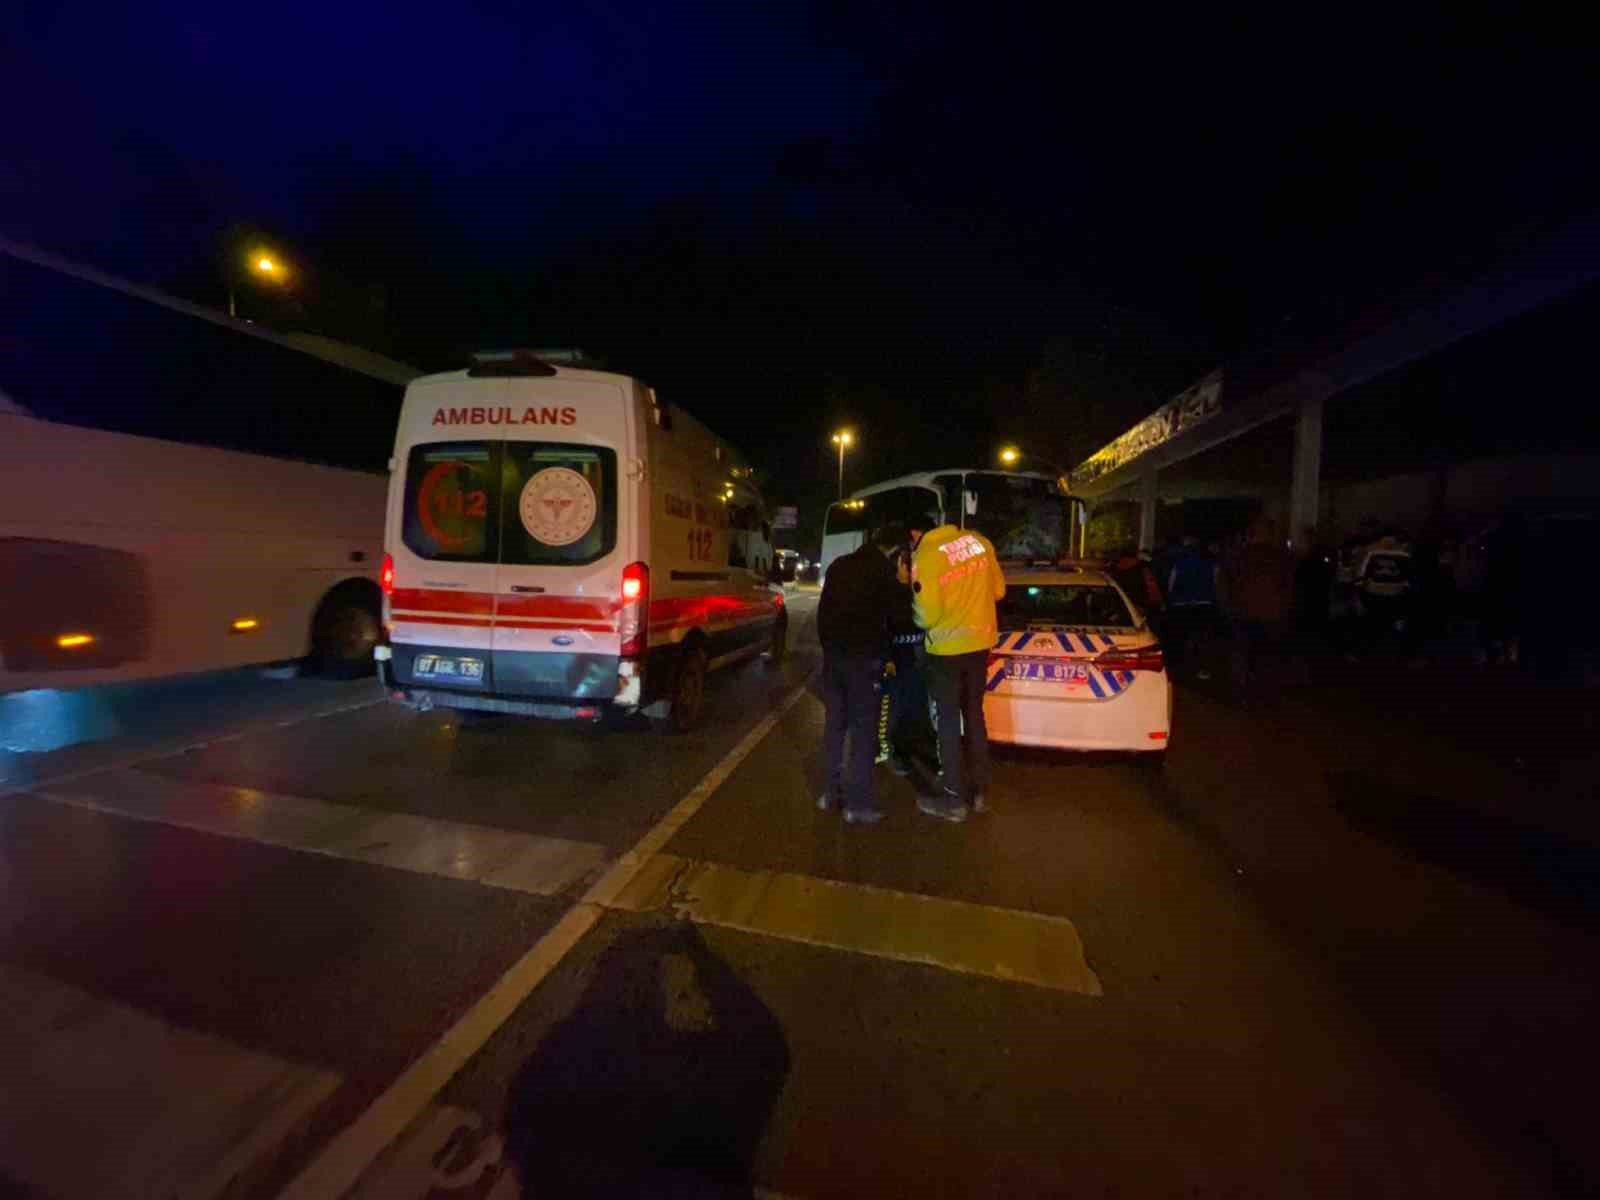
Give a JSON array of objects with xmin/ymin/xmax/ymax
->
[
  {"xmin": 924, "ymin": 650, "xmax": 992, "ymax": 800},
  {"xmin": 821, "ymin": 651, "xmax": 882, "ymax": 812},
  {"xmin": 1166, "ymin": 604, "xmax": 1223, "ymax": 677},
  {"xmin": 1231, "ymin": 617, "xmax": 1305, "ymax": 696}
]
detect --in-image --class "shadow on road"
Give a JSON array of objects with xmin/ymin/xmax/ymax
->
[
  {"xmin": 502, "ymin": 923, "xmax": 790, "ymax": 1198},
  {"xmin": 1329, "ymin": 770, "xmax": 1600, "ymax": 930}
]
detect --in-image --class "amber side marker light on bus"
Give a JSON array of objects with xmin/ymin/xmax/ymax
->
[
  {"xmin": 230, "ymin": 617, "xmax": 260, "ymax": 633},
  {"xmin": 56, "ymin": 633, "xmax": 96, "ymax": 649}
]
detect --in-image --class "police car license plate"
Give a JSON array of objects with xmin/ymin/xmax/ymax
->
[
  {"xmin": 1005, "ymin": 658, "xmax": 1086, "ymax": 684},
  {"xmin": 413, "ymin": 654, "xmax": 484, "ymax": 683}
]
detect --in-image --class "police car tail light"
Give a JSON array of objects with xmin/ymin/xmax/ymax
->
[
  {"xmin": 380, "ymin": 553, "xmax": 395, "ymax": 597},
  {"xmin": 619, "ymin": 562, "xmax": 649, "ymax": 657},
  {"xmin": 1095, "ymin": 646, "xmax": 1165, "ymax": 673}
]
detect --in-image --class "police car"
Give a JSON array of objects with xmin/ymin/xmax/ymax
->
[{"xmin": 983, "ymin": 566, "xmax": 1171, "ymax": 756}]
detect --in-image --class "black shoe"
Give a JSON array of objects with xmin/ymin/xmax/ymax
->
[
  {"xmin": 842, "ymin": 807, "xmax": 884, "ymax": 825},
  {"xmin": 917, "ymin": 792, "xmax": 968, "ymax": 823}
]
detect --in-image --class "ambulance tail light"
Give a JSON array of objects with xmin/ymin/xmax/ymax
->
[
  {"xmin": 1095, "ymin": 646, "xmax": 1165, "ymax": 673},
  {"xmin": 619, "ymin": 562, "xmax": 649, "ymax": 657},
  {"xmin": 380, "ymin": 554, "xmax": 395, "ymax": 597}
]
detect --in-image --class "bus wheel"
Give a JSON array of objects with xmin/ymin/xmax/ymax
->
[
  {"xmin": 764, "ymin": 614, "xmax": 788, "ymax": 666},
  {"xmin": 312, "ymin": 591, "xmax": 380, "ymax": 678},
  {"xmin": 654, "ymin": 645, "xmax": 707, "ymax": 734}
]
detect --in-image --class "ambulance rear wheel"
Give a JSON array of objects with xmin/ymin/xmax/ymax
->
[{"xmin": 655, "ymin": 646, "xmax": 708, "ymax": 734}]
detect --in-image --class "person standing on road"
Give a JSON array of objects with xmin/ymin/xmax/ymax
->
[
  {"xmin": 816, "ymin": 525, "xmax": 904, "ymax": 824},
  {"xmin": 1164, "ymin": 535, "xmax": 1223, "ymax": 680},
  {"xmin": 912, "ymin": 519, "xmax": 1005, "ymax": 823},
  {"xmin": 1227, "ymin": 517, "xmax": 1299, "ymax": 701},
  {"xmin": 875, "ymin": 526, "xmax": 933, "ymax": 776},
  {"xmin": 1108, "ymin": 545, "xmax": 1165, "ymax": 625}
]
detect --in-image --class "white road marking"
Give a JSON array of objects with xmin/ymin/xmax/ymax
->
[
  {"xmin": 29, "ymin": 769, "xmax": 607, "ymax": 897},
  {"xmin": 0, "ymin": 963, "xmax": 340, "ymax": 1200},
  {"xmin": 609, "ymin": 854, "xmax": 1103, "ymax": 995},
  {"xmin": 280, "ymin": 679, "xmax": 813, "ymax": 1200}
]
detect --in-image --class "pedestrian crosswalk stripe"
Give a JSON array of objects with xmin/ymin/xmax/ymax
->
[
  {"xmin": 30, "ymin": 769, "xmax": 608, "ymax": 897},
  {"xmin": 605, "ymin": 854, "xmax": 1104, "ymax": 996}
]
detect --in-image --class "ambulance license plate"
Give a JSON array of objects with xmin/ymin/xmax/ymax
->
[
  {"xmin": 1005, "ymin": 658, "xmax": 1086, "ymax": 684},
  {"xmin": 413, "ymin": 654, "xmax": 484, "ymax": 683}
]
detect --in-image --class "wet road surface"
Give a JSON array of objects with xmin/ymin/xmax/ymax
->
[{"xmin": 3, "ymin": 587, "xmax": 1597, "ymax": 1198}]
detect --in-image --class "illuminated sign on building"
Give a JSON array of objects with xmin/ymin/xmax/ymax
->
[{"xmin": 1070, "ymin": 371, "xmax": 1225, "ymax": 488}]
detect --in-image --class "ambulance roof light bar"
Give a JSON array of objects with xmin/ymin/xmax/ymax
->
[
  {"xmin": 530, "ymin": 347, "xmax": 607, "ymax": 368},
  {"xmin": 467, "ymin": 349, "xmax": 558, "ymax": 378}
]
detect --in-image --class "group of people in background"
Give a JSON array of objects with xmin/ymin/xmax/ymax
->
[
  {"xmin": 816, "ymin": 515, "xmax": 1005, "ymax": 826},
  {"xmin": 1118, "ymin": 508, "xmax": 1545, "ymax": 699},
  {"xmin": 814, "ymin": 506, "xmax": 1554, "ymax": 822}
]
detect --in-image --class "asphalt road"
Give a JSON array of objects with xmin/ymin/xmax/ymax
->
[{"xmin": 2, "ymin": 586, "xmax": 1596, "ymax": 1198}]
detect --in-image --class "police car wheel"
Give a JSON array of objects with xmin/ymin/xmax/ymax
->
[
  {"xmin": 656, "ymin": 646, "xmax": 708, "ymax": 734},
  {"xmin": 764, "ymin": 615, "xmax": 788, "ymax": 666}
]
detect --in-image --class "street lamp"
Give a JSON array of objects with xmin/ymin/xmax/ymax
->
[
  {"xmin": 830, "ymin": 430, "xmax": 854, "ymax": 498},
  {"xmin": 998, "ymin": 444, "xmax": 1068, "ymax": 486},
  {"xmin": 229, "ymin": 250, "xmax": 288, "ymax": 317}
]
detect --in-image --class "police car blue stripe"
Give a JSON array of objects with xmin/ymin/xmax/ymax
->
[
  {"xmin": 1101, "ymin": 633, "xmax": 1118, "ymax": 650},
  {"xmin": 1078, "ymin": 633, "xmax": 1099, "ymax": 654},
  {"xmin": 985, "ymin": 665, "xmax": 1008, "ymax": 692},
  {"xmin": 1100, "ymin": 669, "xmax": 1123, "ymax": 695},
  {"xmin": 1087, "ymin": 671, "xmax": 1106, "ymax": 698},
  {"xmin": 1120, "ymin": 671, "xmax": 1135, "ymax": 686},
  {"xmin": 1013, "ymin": 631, "xmax": 1034, "ymax": 652}
]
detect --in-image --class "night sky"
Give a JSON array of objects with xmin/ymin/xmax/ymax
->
[{"xmin": 5, "ymin": 3, "xmax": 1594, "ymax": 527}]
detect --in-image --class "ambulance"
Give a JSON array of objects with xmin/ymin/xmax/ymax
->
[{"xmin": 377, "ymin": 350, "xmax": 785, "ymax": 731}]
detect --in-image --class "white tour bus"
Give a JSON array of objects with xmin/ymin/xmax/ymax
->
[
  {"xmin": 819, "ymin": 468, "xmax": 1087, "ymax": 578},
  {"xmin": 0, "ymin": 239, "xmax": 417, "ymax": 694},
  {"xmin": 379, "ymin": 349, "xmax": 784, "ymax": 732}
]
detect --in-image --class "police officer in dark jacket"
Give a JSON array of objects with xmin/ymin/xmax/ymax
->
[{"xmin": 817, "ymin": 526, "xmax": 903, "ymax": 823}]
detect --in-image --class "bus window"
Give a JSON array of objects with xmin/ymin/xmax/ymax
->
[
  {"xmin": 964, "ymin": 472, "xmax": 1070, "ymax": 559},
  {"xmin": 873, "ymin": 486, "xmax": 943, "ymax": 532}
]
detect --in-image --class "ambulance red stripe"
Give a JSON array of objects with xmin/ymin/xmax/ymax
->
[
  {"xmin": 389, "ymin": 588, "xmax": 494, "ymax": 615},
  {"xmin": 391, "ymin": 614, "xmax": 617, "ymax": 633}
]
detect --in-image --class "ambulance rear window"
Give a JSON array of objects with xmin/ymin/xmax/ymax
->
[
  {"xmin": 500, "ymin": 443, "xmax": 617, "ymax": 566},
  {"xmin": 401, "ymin": 441, "xmax": 618, "ymax": 566},
  {"xmin": 402, "ymin": 442, "xmax": 499, "ymax": 562}
]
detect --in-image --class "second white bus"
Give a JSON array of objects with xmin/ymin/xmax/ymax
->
[{"xmin": 819, "ymin": 469, "xmax": 1086, "ymax": 578}]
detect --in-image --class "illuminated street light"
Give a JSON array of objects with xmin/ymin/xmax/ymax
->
[
  {"xmin": 228, "ymin": 250, "xmax": 289, "ymax": 317},
  {"xmin": 830, "ymin": 429, "xmax": 855, "ymax": 498},
  {"xmin": 999, "ymin": 446, "xmax": 1021, "ymax": 466}
]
